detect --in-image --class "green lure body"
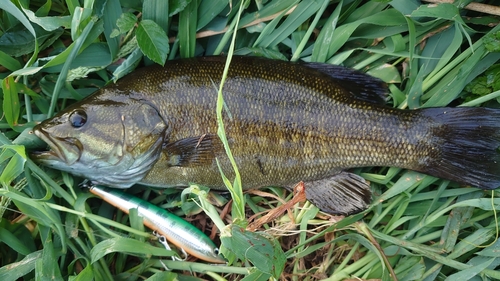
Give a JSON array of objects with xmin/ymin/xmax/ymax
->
[{"xmin": 89, "ymin": 185, "xmax": 225, "ymax": 263}]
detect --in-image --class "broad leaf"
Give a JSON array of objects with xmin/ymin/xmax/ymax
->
[{"xmin": 136, "ymin": 20, "xmax": 169, "ymax": 65}]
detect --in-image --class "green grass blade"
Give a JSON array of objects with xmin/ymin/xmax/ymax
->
[
  {"xmin": 251, "ymin": 1, "xmax": 298, "ymax": 48},
  {"xmin": 0, "ymin": 50, "xmax": 21, "ymax": 71},
  {"xmin": 423, "ymin": 44, "xmax": 485, "ymax": 107},
  {"xmin": 0, "ymin": 0, "xmax": 39, "ymax": 67},
  {"xmin": 422, "ymin": 23, "xmax": 462, "ymax": 83},
  {"xmin": 311, "ymin": 0, "xmax": 343, "ymax": 62},
  {"xmin": 256, "ymin": 0, "xmax": 322, "ymax": 48},
  {"xmin": 143, "ymin": 0, "xmax": 169, "ymax": 31},
  {"xmin": 178, "ymin": 0, "xmax": 198, "ymax": 58},
  {"xmin": 197, "ymin": 0, "xmax": 226, "ymax": 30},
  {"xmin": 1, "ymin": 77, "xmax": 21, "ymax": 128},
  {"xmin": 48, "ymin": 19, "xmax": 96, "ymax": 117},
  {"xmin": 444, "ymin": 258, "xmax": 495, "ymax": 281},
  {"xmin": 0, "ymin": 226, "xmax": 32, "ymax": 255},
  {"xmin": 0, "ymin": 250, "xmax": 42, "ymax": 280},
  {"xmin": 441, "ymin": 191, "xmax": 484, "ymax": 252},
  {"xmin": 290, "ymin": 0, "xmax": 329, "ymax": 61},
  {"xmin": 38, "ymin": 227, "xmax": 64, "ymax": 280},
  {"xmin": 101, "ymin": 0, "xmax": 121, "ymax": 60},
  {"xmin": 214, "ymin": 0, "xmax": 247, "ymax": 222},
  {"xmin": 21, "ymin": 6, "xmax": 71, "ymax": 32},
  {"xmin": 90, "ymin": 237, "xmax": 175, "ymax": 263}
]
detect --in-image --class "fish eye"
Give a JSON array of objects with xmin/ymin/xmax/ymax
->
[{"xmin": 69, "ymin": 110, "xmax": 87, "ymax": 128}]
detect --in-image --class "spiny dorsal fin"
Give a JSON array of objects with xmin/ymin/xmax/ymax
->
[
  {"xmin": 304, "ymin": 171, "xmax": 372, "ymax": 215},
  {"xmin": 163, "ymin": 134, "xmax": 220, "ymax": 167},
  {"xmin": 304, "ymin": 62, "xmax": 388, "ymax": 104}
]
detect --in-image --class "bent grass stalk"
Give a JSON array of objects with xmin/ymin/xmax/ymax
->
[{"xmin": 214, "ymin": 0, "xmax": 247, "ymax": 223}]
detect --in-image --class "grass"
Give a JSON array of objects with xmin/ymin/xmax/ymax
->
[{"xmin": 1, "ymin": 0, "xmax": 500, "ymax": 280}]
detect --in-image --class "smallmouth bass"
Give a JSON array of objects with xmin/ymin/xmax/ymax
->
[{"xmin": 32, "ymin": 56, "xmax": 500, "ymax": 215}]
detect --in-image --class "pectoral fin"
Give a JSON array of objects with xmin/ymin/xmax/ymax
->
[
  {"xmin": 305, "ymin": 172, "xmax": 371, "ymax": 215},
  {"xmin": 163, "ymin": 134, "xmax": 220, "ymax": 167}
]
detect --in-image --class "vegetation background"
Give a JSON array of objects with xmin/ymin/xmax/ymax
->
[{"xmin": 1, "ymin": 0, "xmax": 500, "ymax": 280}]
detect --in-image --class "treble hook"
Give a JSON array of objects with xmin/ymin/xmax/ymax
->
[{"xmin": 153, "ymin": 231, "xmax": 188, "ymax": 261}]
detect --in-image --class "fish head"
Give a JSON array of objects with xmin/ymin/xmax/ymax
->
[{"xmin": 32, "ymin": 95, "xmax": 168, "ymax": 188}]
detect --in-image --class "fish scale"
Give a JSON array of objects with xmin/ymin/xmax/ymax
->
[{"xmin": 32, "ymin": 56, "xmax": 500, "ymax": 215}]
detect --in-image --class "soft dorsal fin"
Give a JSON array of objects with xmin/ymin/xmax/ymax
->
[
  {"xmin": 163, "ymin": 134, "xmax": 220, "ymax": 167},
  {"xmin": 304, "ymin": 62, "xmax": 388, "ymax": 104}
]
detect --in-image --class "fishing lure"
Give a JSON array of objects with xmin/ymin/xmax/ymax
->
[{"xmin": 86, "ymin": 183, "xmax": 226, "ymax": 264}]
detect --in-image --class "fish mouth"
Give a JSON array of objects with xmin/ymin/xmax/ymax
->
[{"xmin": 31, "ymin": 128, "xmax": 83, "ymax": 166}]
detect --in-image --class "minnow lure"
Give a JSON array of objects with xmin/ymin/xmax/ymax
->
[{"xmin": 87, "ymin": 184, "xmax": 225, "ymax": 263}]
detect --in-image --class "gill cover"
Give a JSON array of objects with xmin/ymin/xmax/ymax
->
[{"xmin": 33, "ymin": 98, "xmax": 167, "ymax": 188}]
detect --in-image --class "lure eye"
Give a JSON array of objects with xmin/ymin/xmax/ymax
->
[{"xmin": 69, "ymin": 110, "xmax": 87, "ymax": 128}]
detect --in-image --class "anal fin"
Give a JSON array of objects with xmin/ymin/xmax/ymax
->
[{"xmin": 305, "ymin": 172, "xmax": 372, "ymax": 215}]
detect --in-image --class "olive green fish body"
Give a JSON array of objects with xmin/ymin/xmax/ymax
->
[
  {"xmin": 33, "ymin": 56, "xmax": 500, "ymax": 215},
  {"xmin": 107, "ymin": 58, "xmax": 428, "ymax": 189}
]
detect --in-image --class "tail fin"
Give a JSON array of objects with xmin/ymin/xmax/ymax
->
[{"xmin": 419, "ymin": 107, "xmax": 500, "ymax": 190}]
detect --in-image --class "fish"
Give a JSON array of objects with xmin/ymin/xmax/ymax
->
[
  {"xmin": 86, "ymin": 183, "xmax": 225, "ymax": 263},
  {"xmin": 31, "ymin": 56, "xmax": 500, "ymax": 215}
]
